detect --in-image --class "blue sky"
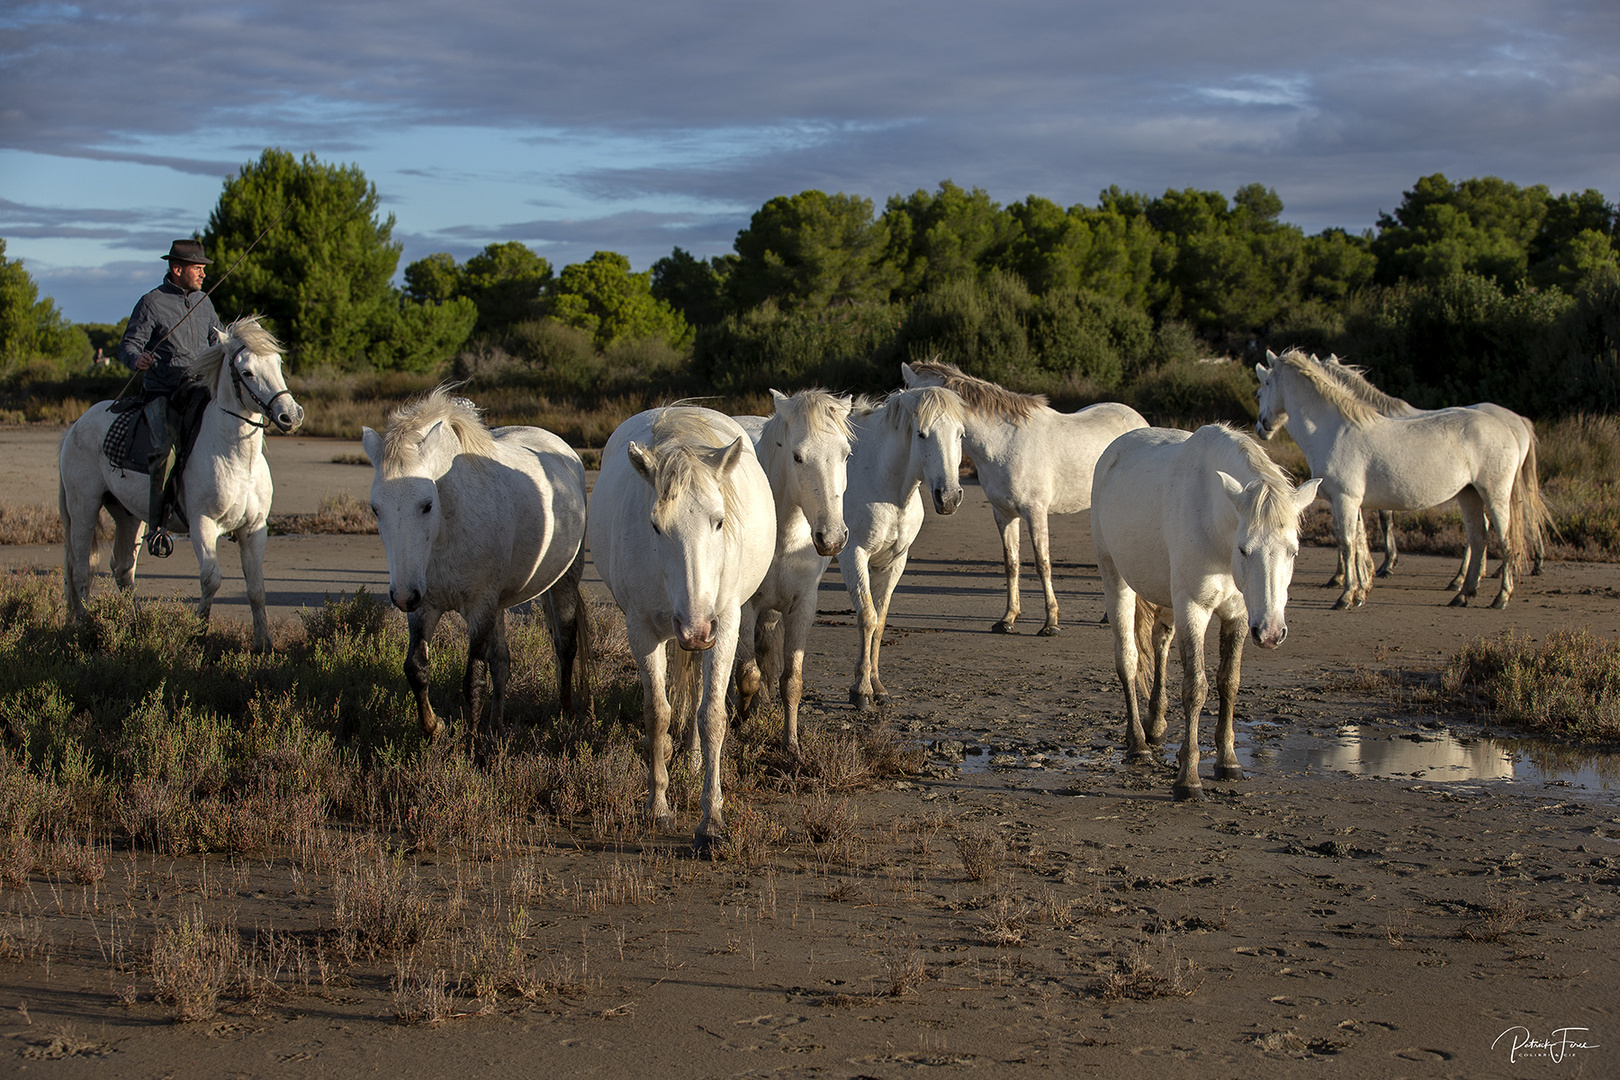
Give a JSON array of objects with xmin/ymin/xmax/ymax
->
[{"xmin": 3, "ymin": 0, "xmax": 1617, "ymax": 323}]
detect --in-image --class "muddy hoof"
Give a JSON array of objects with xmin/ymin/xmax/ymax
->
[
  {"xmin": 990, "ymin": 620, "xmax": 1016, "ymax": 634},
  {"xmin": 1448, "ymin": 593, "xmax": 1469, "ymax": 608},
  {"xmin": 1331, "ymin": 597, "xmax": 1352, "ymax": 611},
  {"xmin": 1126, "ymin": 750, "xmax": 1157, "ymax": 766},
  {"xmin": 1172, "ymin": 783, "xmax": 1204, "ymax": 802},
  {"xmin": 691, "ymin": 825, "xmax": 726, "ymax": 857},
  {"xmin": 1037, "ymin": 624, "xmax": 1061, "ymax": 637},
  {"xmin": 849, "ymin": 689, "xmax": 875, "ymax": 713},
  {"xmin": 1215, "ymin": 765, "xmax": 1244, "ymax": 782},
  {"xmin": 1490, "ymin": 595, "xmax": 1509, "ymax": 610}
]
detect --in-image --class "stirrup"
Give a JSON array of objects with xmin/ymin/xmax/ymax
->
[{"xmin": 146, "ymin": 528, "xmax": 174, "ymax": 559}]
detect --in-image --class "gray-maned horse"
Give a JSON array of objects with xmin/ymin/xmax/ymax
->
[
  {"xmin": 588, "ymin": 406, "xmax": 776, "ymax": 850},
  {"xmin": 1255, "ymin": 348, "xmax": 1528, "ymax": 610},
  {"xmin": 362, "ymin": 389, "xmax": 590, "ymax": 750},
  {"xmin": 1092, "ymin": 424, "xmax": 1320, "ymax": 800},
  {"xmin": 901, "ymin": 359, "xmax": 1147, "ymax": 635},
  {"xmin": 731, "ymin": 389, "xmax": 855, "ymax": 755},
  {"xmin": 1312, "ymin": 352, "xmax": 1548, "ymax": 585},
  {"xmin": 58, "ymin": 315, "xmax": 303, "ymax": 652}
]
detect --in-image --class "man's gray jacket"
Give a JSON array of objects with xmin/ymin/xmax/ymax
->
[{"xmin": 118, "ymin": 279, "xmax": 221, "ymax": 396}]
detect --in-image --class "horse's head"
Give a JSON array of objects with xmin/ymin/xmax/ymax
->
[
  {"xmin": 228, "ymin": 346, "xmax": 304, "ymax": 432},
  {"xmin": 362, "ymin": 417, "xmax": 460, "ymax": 613},
  {"xmin": 1219, "ymin": 469, "xmax": 1321, "ymax": 648},
  {"xmin": 1253, "ymin": 354, "xmax": 1284, "ymax": 441},
  {"xmin": 767, "ymin": 388, "xmax": 854, "ymax": 556},
  {"xmin": 630, "ymin": 431, "xmax": 751, "ymax": 651},
  {"xmin": 896, "ymin": 386, "xmax": 965, "ymax": 515}
]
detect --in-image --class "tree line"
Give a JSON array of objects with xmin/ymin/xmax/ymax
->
[{"xmin": 3, "ymin": 150, "xmax": 1617, "ymax": 417}]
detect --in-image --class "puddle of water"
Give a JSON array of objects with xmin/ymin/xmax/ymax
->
[
  {"xmin": 1243, "ymin": 723, "xmax": 1620, "ymax": 794},
  {"xmin": 944, "ymin": 723, "xmax": 1620, "ymax": 799}
]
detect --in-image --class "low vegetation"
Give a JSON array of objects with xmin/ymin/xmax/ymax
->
[{"xmin": 1442, "ymin": 629, "xmax": 1620, "ymax": 743}]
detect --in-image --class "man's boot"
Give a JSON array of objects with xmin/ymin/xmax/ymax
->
[{"xmin": 144, "ymin": 396, "xmax": 175, "ymax": 558}]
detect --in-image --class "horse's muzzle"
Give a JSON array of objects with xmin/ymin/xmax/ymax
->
[
  {"xmin": 274, "ymin": 402, "xmax": 305, "ymax": 433},
  {"xmin": 391, "ymin": 586, "xmax": 422, "ymax": 613},
  {"xmin": 933, "ymin": 487, "xmax": 963, "ymax": 515},
  {"xmin": 813, "ymin": 526, "xmax": 848, "ymax": 557},
  {"xmin": 1251, "ymin": 623, "xmax": 1287, "ymax": 649},
  {"xmin": 1254, "ymin": 420, "xmax": 1276, "ymax": 441},
  {"xmin": 674, "ymin": 615, "xmax": 716, "ymax": 651}
]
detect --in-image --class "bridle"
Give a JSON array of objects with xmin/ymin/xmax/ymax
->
[{"xmin": 221, "ymin": 347, "xmax": 298, "ymax": 432}]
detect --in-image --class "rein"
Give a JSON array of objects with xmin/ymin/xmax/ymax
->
[{"xmin": 218, "ymin": 348, "xmax": 296, "ymax": 432}]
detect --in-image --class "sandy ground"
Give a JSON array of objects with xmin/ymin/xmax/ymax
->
[{"xmin": 2, "ymin": 424, "xmax": 1618, "ymax": 1078}]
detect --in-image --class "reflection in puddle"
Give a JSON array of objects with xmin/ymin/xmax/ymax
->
[{"xmin": 1245, "ymin": 723, "xmax": 1619, "ymax": 792}]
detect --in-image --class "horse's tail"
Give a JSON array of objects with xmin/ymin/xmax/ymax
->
[
  {"xmin": 1132, "ymin": 594, "xmax": 1164, "ymax": 699},
  {"xmin": 1514, "ymin": 420, "xmax": 1552, "ymax": 570},
  {"xmin": 544, "ymin": 541, "xmax": 596, "ymax": 723}
]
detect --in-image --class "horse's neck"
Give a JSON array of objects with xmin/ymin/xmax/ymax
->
[
  {"xmin": 1279, "ymin": 373, "xmax": 1345, "ymax": 454},
  {"xmin": 194, "ymin": 384, "xmax": 266, "ymax": 467},
  {"xmin": 961, "ymin": 411, "xmax": 1014, "ymax": 460}
]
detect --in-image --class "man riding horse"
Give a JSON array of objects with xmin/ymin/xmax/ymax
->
[{"xmin": 117, "ymin": 239, "xmax": 224, "ymax": 557}]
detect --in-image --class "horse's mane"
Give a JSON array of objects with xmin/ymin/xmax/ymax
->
[
  {"xmin": 644, "ymin": 408, "xmax": 749, "ymax": 540},
  {"xmin": 1271, "ymin": 348, "xmax": 1383, "ymax": 426},
  {"xmin": 880, "ymin": 385, "xmax": 966, "ymax": 435},
  {"xmin": 178, "ymin": 314, "xmax": 282, "ymax": 393},
  {"xmin": 1204, "ymin": 422, "xmax": 1306, "ymax": 531},
  {"xmin": 379, "ymin": 386, "xmax": 498, "ymax": 478},
  {"xmin": 1315, "ymin": 354, "xmax": 1419, "ymax": 417},
  {"xmin": 907, "ymin": 359, "xmax": 1047, "ymax": 423},
  {"xmin": 761, "ymin": 388, "xmax": 855, "ymax": 447}
]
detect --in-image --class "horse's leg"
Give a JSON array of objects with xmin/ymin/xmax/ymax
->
[
  {"xmin": 1213, "ymin": 614, "xmax": 1246, "ymax": 782},
  {"xmin": 1029, "ymin": 507, "xmax": 1062, "ymax": 636},
  {"xmin": 991, "ymin": 505, "xmax": 1022, "ymax": 633},
  {"xmin": 1328, "ymin": 494, "xmax": 1364, "ymax": 609},
  {"xmin": 865, "ymin": 553, "xmax": 909, "ymax": 707},
  {"xmin": 630, "ymin": 629, "xmax": 676, "ymax": 830},
  {"xmin": 61, "ymin": 488, "xmax": 105, "ymax": 620},
  {"xmin": 1354, "ymin": 523, "xmax": 1377, "ymax": 606},
  {"xmin": 405, "ymin": 607, "xmax": 446, "ymax": 740},
  {"xmin": 540, "ymin": 550, "xmax": 590, "ymax": 720},
  {"xmin": 1375, "ymin": 510, "xmax": 1399, "ymax": 578},
  {"xmin": 693, "ymin": 612, "xmax": 741, "ymax": 851},
  {"xmin": 234, "ymin": 522, "xmax": 272, "ymax": 652},
  {"xmin": 842, "ymin": 547, "xmax": 879, "ymax": 711},
  {"xmin": 188, "ymin": 517, "xmax": 224, "ymax": 625},
  {"xmin": 464, "ymin": 605, "xmax": 509, "ymax": 753},
  {"xmin": 735, "ymin": 598, "xmax": 764, "ymax": 720},
  {"xmin": 1173, "ymin": 604, "xmax": 1214, "ymax": 801},
  {"xmin": 1099, "ymin": 556, "xmax": 1149, "ymax": 762},
  {"xmin": 1450, "ymin": 487, "xmax": 1488, "ymax": 607},
  {"xmin": 778, "ymin": 597, "xmax": 818, "ymax": 756},
  {"xmin": 1483, "ymin": 486, "xmax": 1517, "ymax": 609},
  {"xmin": 1146, "ymin": 613, "xmax": 1173, "ymax": 747}
]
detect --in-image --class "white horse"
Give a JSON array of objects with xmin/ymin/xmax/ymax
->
[
  {"xmin": 1254, "ymin": 348, "xmax": 1528, "ymax": 610},
  {"xmin": 58, "ymin": 315, "xmax": 304, "ymax": 652},
  {"xmin": 587, "ymin": 406, "xmax": 775, "ymax": 849},
  {"xmin": 361, "ymin": 389, "xmax": 589, "ymax": 748},
  {"xmin": 731, "ymin": 389, "xmax": 855, "ymax": 755},
  {"xmin": 836, "ymin": 385, "xmax": 966, "ymax": 712},
  {"xmin": 1092, "ymin": 424, "xmax": 1321, "ymax": 801},
  {"xmin": 1314, "ymin": 353, "xmax": 1548, "ymax": 584},
  {"xmin": 901, "ymin": 359, "xmax": 1147, "ymax": 634}
]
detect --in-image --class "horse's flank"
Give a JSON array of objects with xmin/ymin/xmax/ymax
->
[
  {"xmin": 176, "ymin": 314, "xmax": 282, "ymax": 391},
  {"xmin": 378, "ymin": 387, "xmax": 499, "ymax": 478},
  {"xmin": 906, "ymin": 359, "xmax": 1047, "ymax": 424}
]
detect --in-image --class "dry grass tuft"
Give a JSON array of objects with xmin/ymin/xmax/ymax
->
[
  {"xmin": 1093, "ymin": 935, "xmax": 1202, "ymax": 1000},
  {"xmin": 953, "ymin": 825, "xmax": 1007, "ymax": 882},
  {"xmin": 149, "ymin": 907, "xmax": 243, "ymax": 1021},
  {"xmin": 269, "ymin": 491, "xmax": 377, "ymax": 535}
]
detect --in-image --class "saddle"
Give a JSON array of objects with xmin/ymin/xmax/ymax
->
[{"xmin": 101, "ymin": 384, "xmax": 211, "ymax": 528}]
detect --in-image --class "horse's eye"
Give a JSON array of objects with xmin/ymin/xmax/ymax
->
[
  {"xmin": 651, "ymin": 521, "xmax": 661, "ymax": 536},
  {"xmin": 420, "ymin": 501, "xmax": 433, "ymax": 515},
  {"xmin": 793, "ymin": 451, "xmax": 804, "ymax": 464},
  {"xmin": 917, "ymin": 431, "xmax": 928, "ymax": 441},
  {"xmin": 1239, "ymin": 546, "xmax": 1252, "ymax": 558},
  {"xmin": 714, "ymin": 517, "xmax": 724, "ymax": 532},
  {"xmin": 369, "ymin": 504, "xmax": 379, "ymax": 516}
]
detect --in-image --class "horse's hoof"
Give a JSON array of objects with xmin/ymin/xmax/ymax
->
[
  {"xmin": 990, "ymin": 621, "xmax": 1016, "ymax": 634},
  {"xmin": 1126, "ymin": 750, "xmax": 1156, "ymax": 766},
  {"xmin": 1172, "ymin": 783, "xmax": 1204, "ymax": 802},
  {"xmin": 691, "ymin": 824, "xmax": 726, "ymax": 857},
  {"xmin": 1214, "ymin": 765, "xmax": 1244, "ymax": 782},
  {"xmin": 1037, "ymin": 624, "xmax": 1061, "ymax": 637},
  {"xmin": 1448, "ymin": 593, "xmax": 1469, "ymax": 608},
  {"xmin": 1491, "ymin": 596, "xmax": 1509, "ymax": 610},
  {"xmin": 850, "ymin": 690, "xmax": 874, "ymax": 713},
  {"xmin": 1331, "ymin": 597, "xmax": 1351, "ymax": 611},
  {"xmin": 1375, "ymin": 569, "xmax": 1394, "ymax": 580}
]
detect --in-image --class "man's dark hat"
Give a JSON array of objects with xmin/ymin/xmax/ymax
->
[{"xmin": 161, "ymin": 239, "xmax": 213, "ymax": 265}]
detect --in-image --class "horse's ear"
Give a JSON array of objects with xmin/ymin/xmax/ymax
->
[
  {"xmin": 900, "ymin": 362, "xmax": 918, "ymax": 387},
  {"xmin": 627, "ymin": 441, "xmax": 657, "ymax": 483},
  {"xmin": 418, "ymin": 420, "xmax": 455, "ymax": 463},
  {"xmin": 1292, "ymin": 477, "xmax": 1323, "ymax": 511},
  {"xmin": 1265, "ymin": 348, "xmax": 1279, "ymax": 362},
  {"xmin": 361, "ymin": 426, "xmax": 384, "ymax": 467},
  {"xmin": 1216, "ymin": 470, "xmax": 1247, "ymax": 504},
  {"xmin": 1254, "ymin": 362, "xmax": 1271, "ymax": 382},
  {"xmin": 716, "ymin": 436, "xmax": 748, "ymax": 475},
  {"xmin": 769, "ymin": 388, "xmax": 788, "ymax": 406}
]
